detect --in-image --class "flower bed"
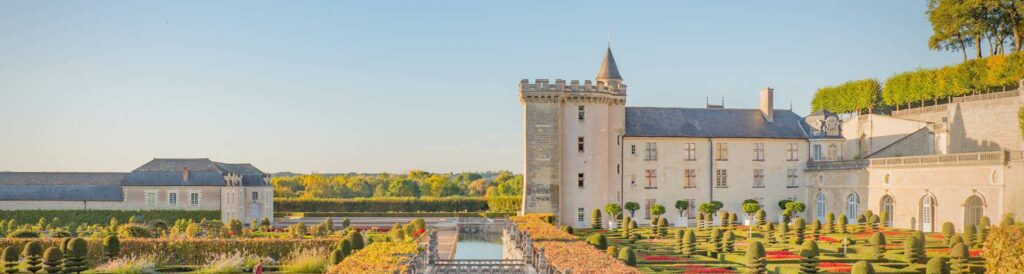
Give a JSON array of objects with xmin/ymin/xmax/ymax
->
[
  {"xmin": 766, "ymin": 250, "xmax": 800, "ymax": 260},
  {"xmin": 817, "ymin": 236, "xmax": 840, "ymax": 243},
  {"xmin": 327, "ymin": 242, "xmax": 419, "ymax": 273},
  {"xmin": 674, "ymin": 264, "xmax": 735, "ymax": 273},
  {"xmin": 534, "ymin": 241, "xmax": 641, "ymax": 274},
  {"xmin": 819, "ymin": 262, "xmax": 852, "ymax": 272},
  {"xmin": 641, "ymin": 255, "xmax": 685, "ymax": 262}
]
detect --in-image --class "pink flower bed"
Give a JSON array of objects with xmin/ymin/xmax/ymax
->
[
  {"xmin": 766, "ymin": 250, "xmax": 800, "ymax": 260},
  {"xmin": 675, "ymin": 265, "xmax": 735, "ymax": 273}
]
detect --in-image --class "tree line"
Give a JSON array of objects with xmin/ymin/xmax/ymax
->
[
  {"xmin": 928, "ymin": 0, "xmax": 1024, "ymax": 60},
  {"xmin": 271, "ymin": 170, "xmax": 523, "ymax": 199}
]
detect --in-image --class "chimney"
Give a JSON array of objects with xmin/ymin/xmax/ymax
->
[
  {"xmin": 182, "ymin": 167, "xmax": 190, "ymax": 181},
  {"xmin": 760, "ymin": 87, "xmax": 774, "ymax": 122}
]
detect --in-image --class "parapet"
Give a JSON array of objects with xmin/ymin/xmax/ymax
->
[{"xmin": 518, "ymin": 79, "xmax": 627, "ymax": 95}]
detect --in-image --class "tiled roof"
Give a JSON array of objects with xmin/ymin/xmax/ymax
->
[
  {"xmin": 132, "ymin": 158, "xmax": 221, "ymax": 172},
  {"xmin": 625, "ymin": 107, "xmax": 808, "ymax": 139},
  {"xmin": 0, "ymin": 184, "xmax": 123, "ymax": 201},
  {"xmin": 0, "ymin": 172, "xmax": 125, "ymax": 185},
  {"xmin": 121, "ymin": 171, "xmax": 227, "ymax": 186}
]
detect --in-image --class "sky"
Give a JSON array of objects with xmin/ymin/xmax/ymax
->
[{"xmin": 0, "ymin": 1, "xmax": 965, "ymax": 174}]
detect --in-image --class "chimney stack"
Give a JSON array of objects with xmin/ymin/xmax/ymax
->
[
  {"xmin": 760, "ymin": 87, "xmax": 774, "ymax": 122},
  {"xmin": 182, "ymin": 167, "xmax": 190, "ymax": 181}
]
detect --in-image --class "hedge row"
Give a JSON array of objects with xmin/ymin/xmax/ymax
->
[
  {"xmin": 883, "ymin": 53, "xmax": 1024, "ymax": 107},
  {"xmin": 0, "ymin": 210, "xmax": 220, "ymax": 227},
  {"xmin": 274, "ymin": 197, "xmax": 489, "ymax": 212},
  {"xmin": 983, "ymin": 225, "xmax": 1024, "ymax": 273},
  {"xmin": 811, "ymin": 79, "xmax": 881, "ymax": 113},
  {"xmin": 0, "ymin": 238, "xmax": 336, "ymax": 266},
  {"xmin": 276, "ymin": 212, "xmax": 514, "ymax": 218},
  {"xmin": 486, "ymin": 196, "xmax": 521, "ymax": 213}
]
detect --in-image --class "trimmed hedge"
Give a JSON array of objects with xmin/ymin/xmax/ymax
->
[
  {"xmin": 0, "ymin": 210, "xmax": 219, "ymax": 227},
  {"xmin": 486, "ymin": 196, "xmax": 521, "ymax": 213},
  {"xmin": 883, "ymin": 53, "xmax": 1024, "ymax": 107},
  {"xmin": 275, "ymin": 212, "xmax": 514, "ymax": 218},
  {"xmin": 274, "ymin": 197, "xmax": 488, "ymax": 212},
  {"xmin": 811, "ymin": 79, "xmax": 881, "ymax": 114},
  {"xmin": 0, "ymin": 238, "xmax": 335, "ymax": 266}
]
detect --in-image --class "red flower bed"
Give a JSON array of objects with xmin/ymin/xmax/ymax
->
[
  {"xmin": 928, "ymin": 234, "xmax": 945, "ymax": 239},
  {"xmin": 642, "ymin": 255, "xmax": 684, "ymax": 261},
  {"xmin": 766, "ymin": 250, "xmax": 795, "ymax": 256},
  {"xmin": 675, "ymin": 265, "xmax": 735, "ymax": 273},
  {"xmin": 819, "ymin": 262, "xmax": 851, "ymax": 268},
  {"xmin": 970, "ymin": 249, "xmax": 983, "ymax": 257},
  {"xmin": 817, "ymin": 236, "xmax": 839, "ymax": 243}
]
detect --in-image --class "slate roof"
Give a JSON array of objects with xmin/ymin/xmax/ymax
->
[
  {"xmin": 625, "ymin": 107, "xmax": 808, "ymax": 139},
  {"xmin": 595, "ymin": 47, "xmax": 623, "ymax": 81},
  {"xmin": 0, "ymin": 173, "xmax": 125, "ymax": 201},
  {"xmin": 121, "ymin": 171, "xmax": 229, "ymax": 186},
  {"xmin": 132, "ymin": 158, "xmax": 221, "ymax": 172}
]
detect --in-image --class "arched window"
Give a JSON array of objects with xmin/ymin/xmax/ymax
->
[
  {"xmin": 964, "ymin": 195, "xmax": 984, "ymax": 228},
  {"xmin": 827, "ymin": 145, "xmax": 838, "ymax": 161},
  {"xmin": 846, "ymin": 193, "xmax": 860, "ymax": 220},
  {"xmin": 881, "ymin": 195, "xmax": 894, "ymax": 227},
  {"xmin": 816, "ymin": 193, "xmax": 827, "ymax": 223},
  {"xmin": 921, "ymin": 195, "xmax": 936, "ymax": 232}
]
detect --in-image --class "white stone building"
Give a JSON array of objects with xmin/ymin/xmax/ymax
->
[
  {"xmin": 519, "ymin": 47, "xmax": 1024, "ymax": 230},
  {"xmin": 0, "ymin": 158, "xmax": 274, "ymax": 225}
]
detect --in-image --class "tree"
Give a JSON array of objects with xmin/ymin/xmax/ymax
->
[
  {"xmin": 329, "ymin": 248, "xmax": 346, "ymax": 265},
  {"xmin": 710, "ymin": 228, "xmax": 724, "ymax": 253},
  {"xmin": 346, "ymin": 231, "xmax": 365, "ymax": 250},
  {"xmin": 746, "ymin": 241, "xmax": 767, "ymax": 274},
  {"xmin": 2, "ymin": 247, "xmax": 17, "ymax": 274},
  {"xmin": 624, "ymin": 202, "xmax": 640, "ymax": 218},
  {"xmin": 605, "ymin": 203, "xmax": 623, "ymax": 222},
  {"xmin": 869, "ymin": 232, "xmax": 886, "ymax": 260},
  {"xmin": 963, "ymin": 224, "xmax": 977, "ymax": 247},
  {"xmin": 799, "ymin": 240, "xmax": 820, "ymax": 274},
  {"xmin": 42, "ymin": 248, "xmax": 62, "ymax": 274},
  {"xmin": 681, "ymin": 229, "xmax": 697, "ymax": 258},
  {"xmin": 591, "ymin": 209, "xmax": 603, "ymax": 229},
  {"xmin": 675, "ymin": 200, "xmax": 691, "ymax": 217},
  {"xmin": 620, "ymin": 216, "xmax": 632, "ymax": 238},
  {"xmin": 825, "ymin": 213, "xmax": 835, "ymax": 233},
  {"xmin": 650, "ymin": 204, "xmax": 666, "ymax": 221},
  {"xmin": 743, "ymin": 202, "xmax": 762, "ymax": 218},
  {"xmin": 949, "ymin": 243, "xmax": 970, "ymax": 274}
]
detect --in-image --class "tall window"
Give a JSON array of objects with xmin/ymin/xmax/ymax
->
[
  {"xmin": 753, "ymin": 143, "xmax": 765, "ymax": 161},
  {"xmin": 252, "ymin": 191, "xmax": 259, "ymax": 200},
  {"xmin": 190, "ymin": 192, "xmax": 200, "ymax": 207},
  {"xmin": 881, "ymin": 195, "xmax": 894, "ymax": 227},
  {"xmin": 645, "ymin": 169, "xmax": 657, "ymax": 188},
  {"xmin": 813, "ymin": 144, "xmax": 822, "ymax": 161},
  {"xmin": 715, "ymin": 169, "xmax": 728, "ymax": 188},
  {"xmin": 846, "ymin": 193, "xmax": 860, "ymax": 220},
  {"xmin": 145, "ymin": 192, "xmax": 156, "ymax": 207},
  {"xmin": 683, "ymin": 169, "xmax": 697, "ymax": 188},
  {"xmin": 630, "ymin": 144, "xmax": 636, "ymax": 155},
  {"xmin": 965, "ymin": 195, "xmax": 984, "ymax": 228},
  {"xmin": 787, "ymin": 143, "xmax": 799, "ymax": 161},
  {"xmin": 169, "ymin": 192, "xmax": 177, "ymax": 206},
  {"xmin": 786, "ymin": 169, "xmax": 799, "ymax": 188},
  {"xmin": 577, "ymin": 208, "xmax": 585, "ymax": 223},
  {"xmin": 645, "ymin": 143, "xmax": 658, "ymax": 161},
  {"xmin": 577, "ymin": 105, "xmax": 585, "ymax": 121},
  {"xmin": 816, "ymin": 193, "xmax": 827, "ymax": 223},
  {"xmin": 752, "ymin": 169, "xmax": 765, "ymax": 188},
  {"xmin": 827, "ymin": 145, "xmax": 838, "ymax": 161},
  {"xmin": 921, "ymin": 196, "xmax": 935, "ymax": 232},
  {"xmin": 644, "ymin": 199, "xmax": 656, "ymax": 219},
  {"xmin": 578, "ymin": 137, "xmax": 585, "ymax": 152},
  {"xmin": 716, "ymin": 143, "xmax": 728, "ymax": 161},
  {"xmin": 577, "ymin": 173, "xmax": 585, "ymax": 188},
  {"xmin": 684, "ymin": 143, "xmax": 696, "ymax": 160}
]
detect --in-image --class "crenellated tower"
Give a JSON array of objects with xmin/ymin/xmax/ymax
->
[{"xmin": 519, "ymin": 47, "xmax": 627, "ymax": 226}]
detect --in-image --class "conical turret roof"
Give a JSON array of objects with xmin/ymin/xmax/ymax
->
[{"xmin": 595, "ymin": 47, "xmax": 623, "ymax": 82}]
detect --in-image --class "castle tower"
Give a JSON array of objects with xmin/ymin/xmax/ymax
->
[{"xmin": 519, "ymin": 47, "xmax": 627, "ymax": 226}]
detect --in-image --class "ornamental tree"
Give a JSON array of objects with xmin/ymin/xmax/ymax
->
[
  {"xmin": 851, "ymin": 261, "xmax": 876, "ymax": 274},
  {"xmin": 941, "ymin": 222, "xmax": 956, "ymax": 245},
  {"xmin": 792, "ymin": 218, "xmax": 806, "ymax": 245},
  {"xmin": 605, "ymin": 203, "xmax": 623, "ymax": 222},
  {"xmin": 869, "ymin": 232, "xmax": 886, "ymax": 260},
  {"xmin": 754, "ymin": 209, "xmax": 767, "ymax": 226},
  {"xmin": 22, "ymin": 240, "xmax": 43, "ymax": 273},
  {"xmin": 618, "ymin": 247, "xmax": 636, "ymax": 267},
  {"xmin": 591, "ymin": 209, "xmax": 603, "ymax": 229},
  {"xmin": 949, "ymin": 243, "xmax": 970, "ymax": 274},
  {"xmin": 746, "ymin": 241, "xmax": 767, "ymax": 274},
  {"xmin": 42, "ymin": 248, "xmax": 62, "ymax": 274},
  {"xmin": 674, "ymin": 200, "xmax": 690, "ymax": 217},
  {"xmin": 624, "ymin": 202, "xmax": 640, "ymax": 218}
]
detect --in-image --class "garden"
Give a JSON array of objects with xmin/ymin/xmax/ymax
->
[
  {"xmin": 562, "ymin": 200, "xmax": 1022, "ymax": 273},
  {"xmin": 0, "ymin": 210, "xmax": 429, "ymax": 273}
]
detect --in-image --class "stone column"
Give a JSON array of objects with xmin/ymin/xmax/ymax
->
[{"xmin": 428, "ymin": 230, "xmax": 439, "ymax": 264}]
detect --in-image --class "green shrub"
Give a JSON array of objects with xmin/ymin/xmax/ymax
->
[
  {"xmin": 963, "ymin": 225, "xmax": 977, "ymax": 247},
  {"xmin": 745, "ymin": 241, "xmax": 766, "ymax": 274},
  {"xmin": 851, "ymin": 261, "xmax": 875, "ymax": 274},
  {"xmin": 485, "ymin": 196, "xmax": 521, "ymax": 213},
  {"xmin": 274, "ymin": 197, "xmax": 489, "ymax": 212},
  {"xmin": 2, "ymin": 247, "xmax": 18, "ymax": 274},
  {"xmin": 903, "ymin": 234, "xmax": 924, "ymax": 264},
  {"xmin": 117, "ymin": 224, "xmax": 154, "ymax": 238},
  {"xmin": 811, "ymin": 78, "xmax": 882, "ymax": 113},
  {"xmin": 949, "ymin": 243, "xmax": 970, "ymax": 274},
  {"xmin": 617, "ymin": 247, "xmax": 635, "ymax": 267},
  {"xmin": 721, "ymin": 231, "xmax": 735, "ymax": 253},
  {"xmin": 345, "ymin": 231, "xmax": 364, "ymax": 250},
  {"xmin": 103, "ymin": 235, "xmax": 120, "ymax": 259},
  {"xmin": 837, "ymin": 214, "xmax": 848, "ymax": 233},
  {"xmin": 926, "ymin": 257, "xmax": 949, "ymax": 274},
  {"xmin": 0, "ymin": 210, "xmax": 218, "ymax": 227},
  {"xmin": 799, "ymin": 240, "xmax": 820, "ymax": 273},
  {"xmin": 941, "ymin": 222, "xmax": 956, "ymax": 245},
  {"xmin": 591, "ymin": 209, "xmax": 603, "ymax": 229},
  {"xmin": 656, "ymin": 217, "xmax": 668, "ymax": 238},
  {"xmin": 42, "ymin": 247, "xmax": 62, "ymax": 274},
  {"xmin": 868, "ymin": 232, "xmax": 886, "ymax": 260},
  {"xmin": 606, "ymin": 246, "xmax": 617, "ymax": 257},
  {"xmin": 22, "ymin": 240, "xmax": 43, "ymax": 273},
  {"xmin": 7, "ymin": 229, "xmax": 41, "ymax": 239},
  {"xmin": 754, "ymin": 209, "xmax": 766, "ymax": 226},
  {"xmin": 328, "ymin": 248, "xmax": 345, "ymax": 265},
  {"xmin": 586, "ymin": 234, "xmax": 607, "ymax": 250},
  {"xmin": 792, "ymin": 218, "xmax": 806, "ymax": 245},
  {"xmin": 63, "ymin": 238, "xmax": 88, "ymax": 273}
]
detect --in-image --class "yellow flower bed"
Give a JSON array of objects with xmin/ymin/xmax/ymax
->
[
  {"xmin": 510, "ymin": 214, "xmax": 575, "ymax": 241},
  {"xmin": 535, "ymin": 241, "xmax": 641, "ymax": 274},
  {"xmin": 328, "ymin": 242, "xmax": 420, "ymax": 274}
]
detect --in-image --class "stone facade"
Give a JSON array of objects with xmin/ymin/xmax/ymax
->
[{"xmin": 0, "ymin": 159, "xmax": 274, "ymax": 225}]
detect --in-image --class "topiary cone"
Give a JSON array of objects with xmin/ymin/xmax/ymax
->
[
  {"xmin": 851, "ymin": 261, "xmax": 875, "ymax": 274},
  {"xmin": 745, "ymin": 241, "xmax": 767, "ymax": 274},
  {"xmin": 42, "ymin": 247, "xmax": 62, "ymax": 274},
  {"xmin": 799, "ymin": 240, "xmax": 820, "ymax": 273}
]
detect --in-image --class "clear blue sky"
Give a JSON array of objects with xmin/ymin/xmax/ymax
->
[{"xmin": 0, "ymin": 1, "xmax": 963, "ymax": 173}]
